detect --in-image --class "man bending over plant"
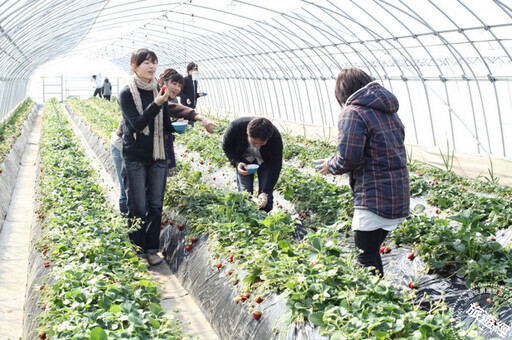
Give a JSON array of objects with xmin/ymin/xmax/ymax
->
[{"xmin": 222, "ymin": 117, "xmax": 283, "ymax": 212}]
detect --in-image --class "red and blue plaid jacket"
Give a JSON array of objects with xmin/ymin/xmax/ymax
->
[{"xmin": 328, "ymin": 82, "xmax": 410, "ymax": 219}]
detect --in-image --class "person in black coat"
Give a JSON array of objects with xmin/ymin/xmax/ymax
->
[
  {"xmin": 222, "ymin": 117, "xmax": 283, "ymax": 212},
  {"xmin": 179, "ymin": 62, "xmax": 206, "ymax": 109}
]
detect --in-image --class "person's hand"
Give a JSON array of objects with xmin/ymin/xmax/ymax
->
[
  {"xmin": 177, "ymin": 118, "xmax": 188, "ymax": 123},
  {"xmin": 186, "ymin": 98, "xmax": 191, "ymax": 105},
  {"xmin": 155, "ymin": 86, "xmax": 169, "ymax": 105},
  {"xmin": 237, "ymin": 162, "xmax": 249, "ymax": 175},
  {"xmin": 314, "ymin": 159, "xmax": 330, "ymax": 175},
  {"xmin": 201, "ymin": 118, "xmax": 218, "ymax": 134},
  {"xmin": 257, "ymin": 193, "xmax": 268, "ymax": 209}
]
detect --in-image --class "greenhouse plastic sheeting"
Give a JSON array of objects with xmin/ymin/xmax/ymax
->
[
  {"xmin": 23, "ymin": 163, "xmax": 51, "ymax": 340},
  {"xmin": 160, "ymin": 225, "xmax": 327, "ymax": 340}
]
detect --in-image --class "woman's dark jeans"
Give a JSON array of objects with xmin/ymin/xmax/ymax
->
[
  {"xmin": 354, "ymin": 228, "xmax": 389, "ymax": 276},
  {"xmin": 123, "ymin": 159, "xmax": 167, "ymax": 254}
]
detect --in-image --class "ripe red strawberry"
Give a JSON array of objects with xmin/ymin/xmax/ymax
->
[
  {"xmin": 191, "ymin": 237, "xmax": 198, "ymax": 243},
  {"xmin": 0, "ymin": 169, "xmax": 2, "ymax": 174},
  {"xmin": 240, "ymin": 293, "xmax": 249, "ymax": 301},
  {"xmin": 227, "ymin": 270, "xmax": 232, "ymax": 275},
  {"xmin": 300, "ymin": 212, "xmax": 307, "ymax": 219},
  {"xmin": 407, "ymin": 252, "xmax": 415, "ymax": 260},
  {"xmin": 177, "ymin": 224, "xmax": 184, "ymax": 231},
  {"xmin": 169, "ymin": 221, "xmax": 173, "ymax": 225},
  {"xmin": 42, "ymin": 249, "xmax": 47, "ymax": 256},
  {"xmin": 312, "ymin": 261, "xmax": 318, "ymax": 266},
  {"xmin": 408, "ymin": 281, "xmax": 417, "ymax": 289},
  {"xmin": 213, "ymin": 177, "xmax": 216, "ymax": 181},
  {"xmin": 38, "ymin": 332, "xmax": 47, "ymax": 339},
  {"xmin": 199, "ymin": 161, "xmax": 204, "ymax": 165},
  {"xmin": 253, "ymin": 311, "xmax": 261, "ymax": 320},
  {"xmin": 416, "ymin": 171, "xmax": 422, "ymax": 176},
  {"xmin": 255, "ymin": 296, "xmax": 262, "ymax": 303},
  {"xmin": 161, "ymin": 86, "xmax": 167, "ymax": 94},
  {"xmin": 228, "ymin": 254, "xmax": 234, "ymax": 263},
  {"xmin": 44, "ymin": 262, "xmax": 50, "ymax": 268},
  {"xmin": 486, "ymin": 298, "xmax": 491, "ymax": 304},
  {"xmin": 497, "ymin": 289, "xmax": 502, "ymax": 294},
  {"xmin": 435, "ymin": 209, "xmax": 440, "ymax": 214},
  {"xmin": 40, "ymin": 285, "xmax": 44, "ymax": 290},
  {"xmin": 434, "ymin": 181, "xmax": 438, "ymax": 185},
  {"xmin": 216, "ymin": 263, "xmax": 222, "ymax": 270},
  {"xmin": 489, "ymin": 236, "xmax": 496, "ymax": 241},
  {"xmin": 185, "ymin": 245, "xmax": 191, "ymax": 251},
  {"xmin": 310, "ymin": 226, "xmax": 317, "ymax": 231},
  {"xmin": 42, "ymin": 303, "xmax": 47, "ymax": 310},
  {"xmin": 380, "ymin": 246, "xmax": 390, "ymax": 254}
]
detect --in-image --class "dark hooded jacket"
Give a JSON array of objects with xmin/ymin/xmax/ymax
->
[{"xmin": 327, "ymin": 82, "xmax": 410, "ymax": 219}]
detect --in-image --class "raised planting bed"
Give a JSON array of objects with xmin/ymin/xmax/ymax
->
[
  {"xmin": 0, "ymin": 97, "xmax": 38, "ymax": 229},
  {"xmin": 23, "ymin": 98, "xmax": 189, "ymax": 339}
]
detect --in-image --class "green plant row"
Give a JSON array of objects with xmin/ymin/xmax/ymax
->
[
  {"xmin": 65, "ymin": 97, "xmax": 119, "ymax": 144},
  {"xmin": 0, "ymin": 97, "xmax": 35, "ymax": 162},
  {"xmin": 393, "ymin": 208, "xmax": 512, "ymax": 289},
  {"xmin": 274, "ymin": 165, "xmax": 353, "ymax": 226},
  {"xmin": 86, "ymin": 97, "xmax": 122, "ymax": 120},
  {"xmin": 164, "ymin": 164, "xmax": 468, "ymax": 339},
  {"xmin": 408, "ymin": 159, "xmax": 512, "ymax": 198},
  {"xmin": 35, "ymin": 98, "xmax": 188, "ymax": 340}
]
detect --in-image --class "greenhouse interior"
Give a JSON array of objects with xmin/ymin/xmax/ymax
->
[{"xmin": 0, "ymin": 0, "xmax": 511, "ymax": 339}]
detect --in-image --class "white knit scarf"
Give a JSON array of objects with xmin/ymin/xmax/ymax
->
[{"xmin": 128, "ymin": 74, "xmax": 165, "ymax": 160}]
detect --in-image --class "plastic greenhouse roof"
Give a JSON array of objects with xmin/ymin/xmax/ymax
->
[{"xmin": 1, "ymin": 0, "xmax": 511, "ymax": 158}]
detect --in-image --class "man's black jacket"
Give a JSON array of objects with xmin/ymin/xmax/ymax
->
[{"xmin": 222, "ymin": 116, "xmax": 283, "ymax": 194}]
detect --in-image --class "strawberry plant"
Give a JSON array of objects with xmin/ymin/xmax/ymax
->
[
  {"xmin": 163, "ymin": 164, "xmax": 468, "ymax": 338},
  {"xmin": 66, "ymin": 97, "xmax": 119, "ymax": 144},
  {"xmin": 0, "ymin": 97, "xmax": 35, "ymax": 162}
]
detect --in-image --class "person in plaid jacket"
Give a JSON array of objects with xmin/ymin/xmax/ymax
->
[{"xmin": 316, "ymin": 67, "xmax": 410, "ymax": 276}]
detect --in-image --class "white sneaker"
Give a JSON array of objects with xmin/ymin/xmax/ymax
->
[{"xmin": 147, "ymin": 253, "xmax": 163, "ymax": 266}]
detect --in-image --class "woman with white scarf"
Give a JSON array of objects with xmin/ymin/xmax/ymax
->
[{"xmin": 119, "ymin": 48, "xmax": 192, "ymax": 266}]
